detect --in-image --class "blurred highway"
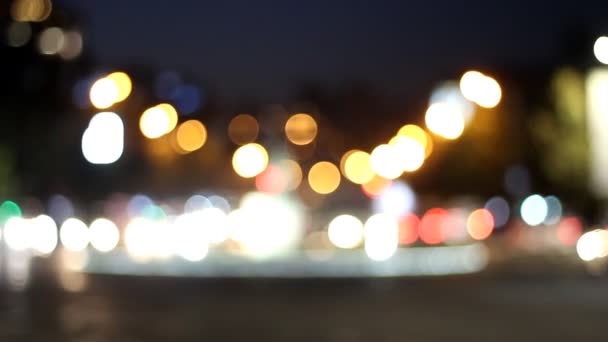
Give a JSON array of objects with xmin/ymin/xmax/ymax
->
[{"xmin": 1, "ymin": 271, "xmax": 606, "ymax": 341}]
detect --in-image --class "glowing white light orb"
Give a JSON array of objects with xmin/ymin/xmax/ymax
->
[
  {"xmin": 172, "ymin": 213, "xmax": 209, "ymax": 262},
  {"xmin": 89, "ymin": 218, "xmax": 120, "ymax": 253},
  {"xmin": 576, "ymin": 230, "xmax": 608, "ymax": 262},
  {"xmin": 82, "ymin": 112, "xmax": 124, "ymax": 164},
  {"xmin": 425, "ymin": 102, "xmax": 465, "ymax": 140},
  {"xmin": 520, "ymin": 194, "xmax": 548, "ymax": 226},
  {"xmin": 370, "ymin": 144, "xmax": 405, "ymax": 179},
  {"xmin": 594, "ymin": 36, "xmax": 608, "ymax": 65},
  {"xmin": 372, "ymin": 180, "xmax": 416, "ymax": 218},
  {"xmin": 364, "ymin": 213, "xmax": 399, "ymax": 261},
  {"xmin": 89, "ymin": 77, "xmax": 119, "ymax": 109},
  {"xmin": 327, "ymin": 214, "xmax": 364, "ymax": 249},
  {"xmin": 4, "ymin": 217, "xmax": 30, "ymax": 251},
  {"xmin": 235, "ymin": 192, "xmax": 303, "ymax": 259},
  {"xmin": 197, "ymin": 207, "xmax": 229, "ymax": 244},
  {"xmin": 30, "ymin": 215, "xmax": 58, "ymax": 255},
  {"xmin": 60, "ymin": 218, "xmax": 90, "ymax": 252}
]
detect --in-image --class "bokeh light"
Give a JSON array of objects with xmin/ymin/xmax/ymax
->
[
  {"xmin": 370, "ymin": 144, "xmax": 404, "ymax": 179},
  {"xmin": 89, "ymin": 218, "xmax": 120, "ymax": 253},
  {"xmin": 520, "ymin": 194, "xmax": 548, "ymax": 226},
  {"xmin": 557, "ymin": 217, "xmax": 583, "ymax": 247},
  {"xmin": 398, "ymin": 214, "xmax": 419, "ymax": 245},
  {"xmin": 11, "ymin": 0, "xmax": 52, "ymax": 22},
  {"xmin": 30, "ymin": 215, "xmax": 58, "ymax": 255},
  {"xmin": 48, "ymin": 195, "xmax": 74, "ymax": 224},
  {"xmin": 176, "ymin": 120, "xmax": 207, "ymax": 152},
  {"xmin": 388, "ymin": 136, "xmax": 425, "ymax": 172},
  {"xmin": 285, "ymin": 113, "xmax": 318, "ymax": 145},
  {"xmin": 466, "ymin": 209, "xmax": 494, "ymax": 240},
  {"xmin": 459, "ymin": 71, "xmax": 502, "ymax": 108},
  {"xmin": 157, "ymin": 103, "xmax": 179, "ymax": 132},
  {"xmin": 256, "ymin": 164, "xmax": 288, "ymax": 194},
  {"xmin": 543, "ymin": 196, "xmax": 562, "ymax": 225},
  {"xmin": 234, "ymin": 192, "xmax": 303, "ymax": 259},
  {"xmin": 232, "ymin": 143, "xmax": 269, "ymax": 178},
  {"xmin": 38, "ymin": 27, "xmax": 64, "ymax": 55},
  {"xmin": 419, "ymin": 208, "xmax": 446, "ymax": 245},
  {"xmin": 60, "ymin": 218, "xmax": 89, "ymax": 252},
  {"xmin": 279, "ymin": 159, "xmax": 303, "ymax": 191},
  {"xmin": 396, "ymin": 124, "xmax": 433, "ymax": 158},
  {"xmin": 364, "ymin": 213, "xmax": 399, "ymax": 261},
  {"xmin": 188, "ymin": 207, "xmax": 228, "ymax": 245},
  {"xmin": 140, "ymin": 106, "xmax": 172, "ymax": 139},
  {"xmin": 172, "ymin": 213, "xmax": 209, "ymax": 262},
  {"xmin": 171, "ymin": 84, "xmax": 202, "ymax": 115},
  {"xmin": 307, "ymin": 161, "xmax": 341, "ymax": 195},
  {"xmin": 429, "ymin": 82, "xmax": 476, "ymax": 124},
  {"xmin": 576, "ymin": 230, "xmax": 608, "ymax": 261},
  {"xmin": 327, "ymin": 214, "xmax": 364, "ymax": 249},
  {"xmin": 106, "ymin": 72, "xmax": 132, "ymax": 102},
  {"xmin": 0, "ymin": 200, "xmax": 22, "ymax": 225},
  {"xmin": 425, "ymin": 102, "xmax": 465, "ymax": 140},
  {"xmin": 7, "ymin": 22, "xmax": 32, "ymax": 47},
  {"xmin": 90, "ymin": 77, "xmax": 119, "ymax": 109},
  {"xmin": 361, "ymin": 175, "xmax": 392, "ymax": 198},
  {"xmin": 372, "ymin": 180, "xmax": 416, "ymax": 218},
  {"xmin": 228, "ymin": 114, "xmax": 259, "ymax": 145},
  {"xmin": 343, "ymin": 150, "xmax": 375, "ymax": 184},
  {"xmin": 484, "ymin": 196, "xmax": 510, "ymax": 228},
  {"xmin": 58, "ymin": 30, "xmax": 83, "ymax": 60},
  {"xmin": 82, "ymin": 112, "xmax": 124, "ymax": 164},
  {"xmin": 594, "ymin": 36, "xmax": 608, "ymax": 65},
  {"xmin": 4, "ymin": 217, "xmax": 29, "ymax": 251}
]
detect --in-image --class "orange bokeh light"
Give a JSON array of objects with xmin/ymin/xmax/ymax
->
[{"xmin": 466, "ymin": 208, "xmax": 495, "ymax": 240}]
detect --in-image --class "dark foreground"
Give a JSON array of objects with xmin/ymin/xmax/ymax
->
[{"xmin": 1, "ymin": 272, "xmax": 607, "ymax": 341}]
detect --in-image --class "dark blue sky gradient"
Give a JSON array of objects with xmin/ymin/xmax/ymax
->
[{"xmin": 58, "ymin": 0, "xmax": 607, "ymax": 100}]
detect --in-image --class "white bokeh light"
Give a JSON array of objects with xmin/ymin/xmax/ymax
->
[
  {"xmin": 30, "ymin": 215, "xmax": 58, "ymax": 255},
  {"xmin": 372, "ymin": 180, "xmax": 416, "ymax": 218},
  {"xmin": 4, "ymin": 217, "xmax": 30, "ymax": 251},
  {"xmin": 82, "ymin": 112, "xmax": 124, "ymax": 164},
  {"xmin": 364, "ymin": 213, "xmax": 399, "ymax": 261},
  {"xmin": 520, "ymin": 194, "xmax": 548, "ymax": 226},
  {"xmin": 327, "ymin": 214, "xmax": 364, "ymax": 249},
  {"xmin": 60, "ymin": 218, "xmax": 90, "ymax": 252},
  {"xmin": 89, "ymin": 218, "xmax": 120, "ymax": 253},
  {"xmin": 594, "ymin": 36, "xmax": 608, "ymax": 65}
]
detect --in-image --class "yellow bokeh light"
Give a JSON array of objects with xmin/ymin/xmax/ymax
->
[
  {"xmin": 370, "ymin": 144, "xmax": 404, "ymax": 180},
  {"xmin": 232, "ymin": 143, "xmax": 269, "ymax": 178},
  {"xmin": 156, "ymin": 103, "xmax": 179, "ymax": 133},
  {"xmin": 425, "ymin": 102, "xmax": 465, "ymax": 140},
  {"xmin": 176, "ymin": 120, "xmax": 207, "ymax": 153},
  {"xmin": 279, "ymin": 159, "xmax": 303, "ymax": 190},
  {"xmin": 11, "ymin": 0, "xmax": 52, "ymax": 22},
  {"xmin": 90, "ymin": 77, "xmax": 119, "ymax": 109},
  {"xmin": 340, "ymin": 149, "xmax": 358, "ymax": 176},
  {"xmin": 396, "ymin": 124, "xmax": 433, "ymax": 158},
  {"xmin": 285, "ymin": 113, "xmax": 318, "ymax": 145},
  {"xmin": 106, "ymin": 72, "xmax": 132, "ymax": 102},
  {"xmin": 140, "ymin": 106, "xmax": 171, "ymax": 139},
  {"xmin": 344, "ymin": 150, "xmax": 375, "ymax": 184},
  {"xmin": 389, "ymin": 136, "xmax": 425, "ymax": 172},
  {"xmin": 308, "ymin": 161, "xmax": 341, "ymax": 195},
  {"xmin": 459, "ymin": 70, "xmax": 502, "ymax": 108},
  {"xmin": 228, "ymin": 114, "xmax": 259, "ymax": 145}
]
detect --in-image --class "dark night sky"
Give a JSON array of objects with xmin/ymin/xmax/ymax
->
[{"xmin": 58, "ymin": 0, "xmax": 607, "ymax": 101}]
